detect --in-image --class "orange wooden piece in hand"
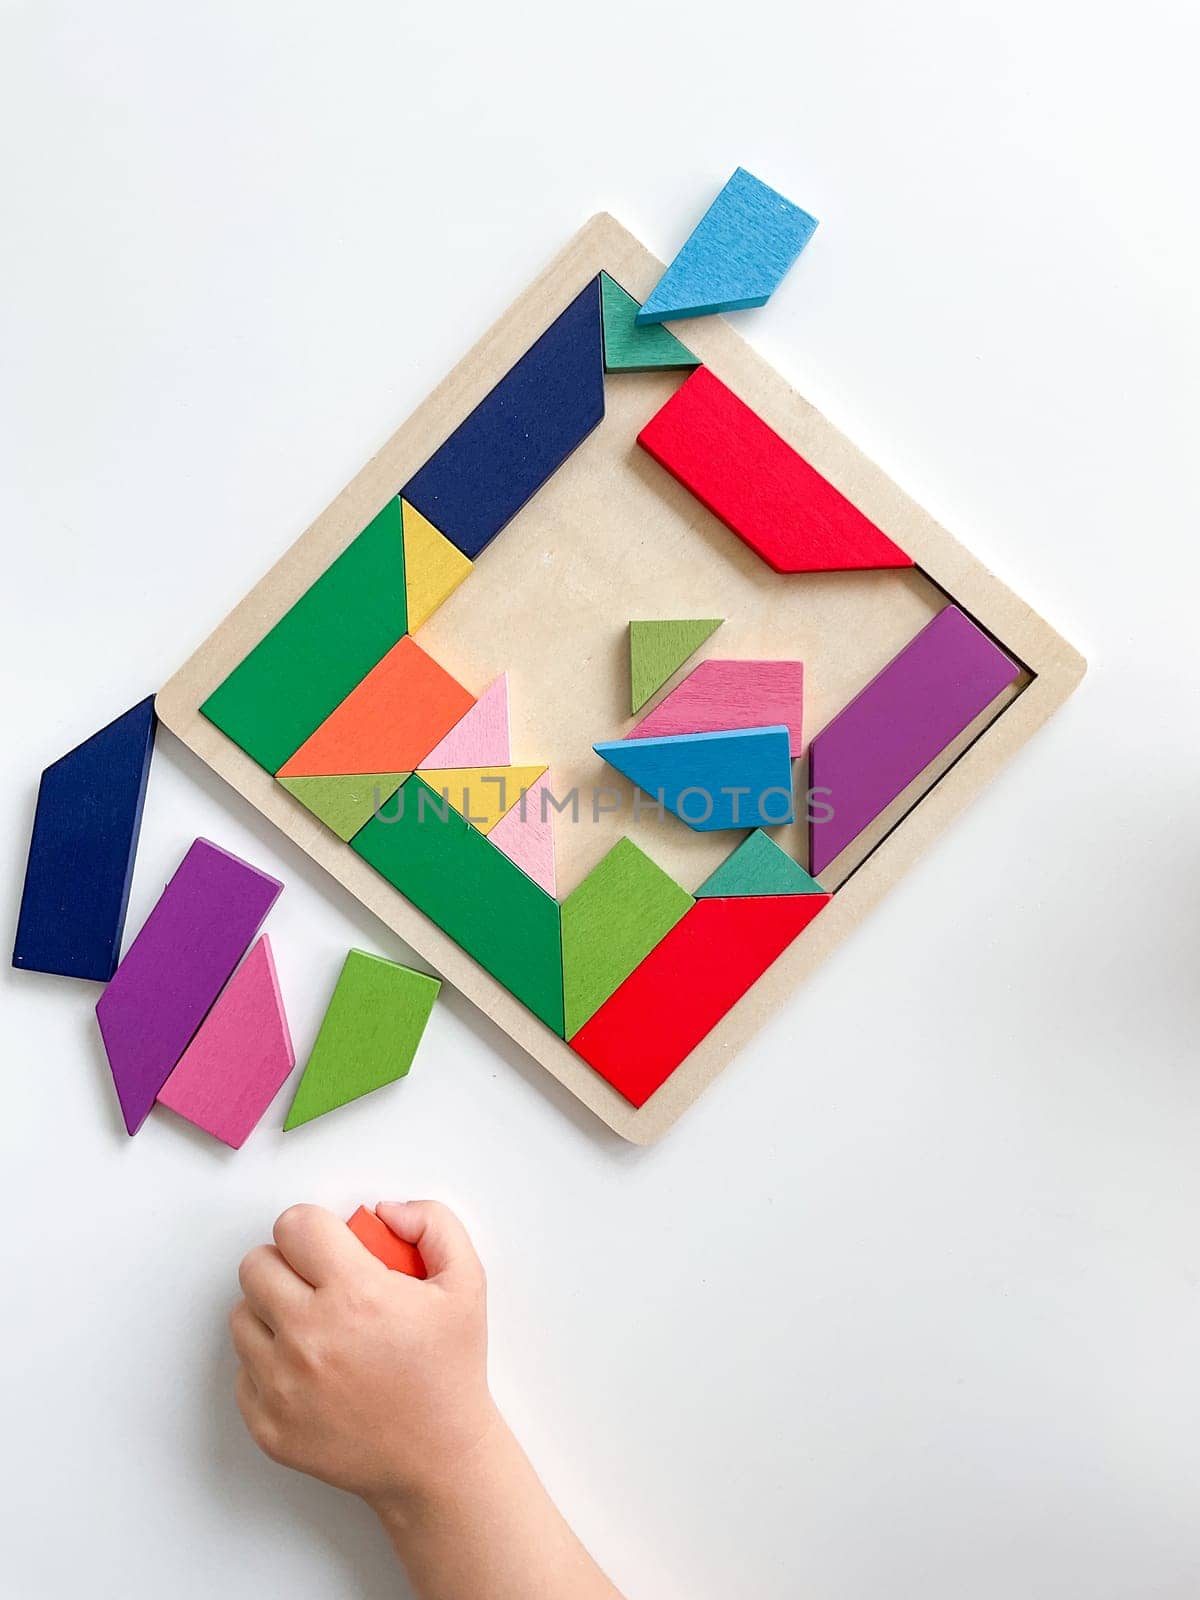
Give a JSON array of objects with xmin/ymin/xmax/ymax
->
[{"xmin": 346, "ymin": 1205, "xmax": 427, "ymax": 1279}]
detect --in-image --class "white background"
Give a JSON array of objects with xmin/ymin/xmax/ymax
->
[{"xmin": 2, "ymin": 2, "xmax": 1198, "ymax": 1596}]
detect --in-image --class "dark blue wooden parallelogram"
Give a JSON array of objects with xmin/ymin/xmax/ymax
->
[
  {"xmin": 13, "ymin": 696, "xmax": 158, "ymax": 981},
  {"xmin": 401, "ymin": 277, "xmax": 605, "ymax": 559}
]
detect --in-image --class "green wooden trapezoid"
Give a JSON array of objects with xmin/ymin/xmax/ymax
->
[{"xmin": 278, "ymin": 773, "xmax": 410, "ymax": 841}]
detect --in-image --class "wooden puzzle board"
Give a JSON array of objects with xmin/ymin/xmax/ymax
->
[{"xmin": 156, "ymin": 213, "xmax": 1085, "ymax": 1144}]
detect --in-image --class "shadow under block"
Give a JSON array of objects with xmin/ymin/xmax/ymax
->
[
  {"xmin": 639, "ymin": 367, "xmax": 913, "ymax": 574},
  {"xmin": 809, "ymin": 605, "xmax": 1022, "ymax": 876},
  {"xmin": 284, "ymin": 949, "xmax": 440, "ymax": 1129},
  {"xmin": 595, "ymin": 725, "xmax": 794, "ymax": 831},
  {"xmin": 414, "ymin": 765, "xmax": 547, "ymax": 833},
  {"xmin": 401, "ymin": 277, "xmax": 606, "ymax": 560},
  {"xmin": 635, "ymin": 167, "xmax": 818, "ymax": 324},
  {"xmin": 402, "ymin": 500, "xmax": 472, "ymax": 631},
  {"xmin": 631, "ymin": 659, "xmax": 804, "ymax": 755},
  {"xmin": 277, "ymin": 772, "xmax": 410, "ymax": 842},
  {"xmin": 347, "ymin": 1206, "xmax": 426, "ymax": 1279},
  {"xmin": 630, "ymin": 617, "xmax": 723, "ymax": 712},
  {"xmin": 561, "ymin": 838, "xmax": 693, "ymax": 1038},
  {"xmin": 96, "ymin": 839, "xmax": 283, "ymax": 1134},
  {"xmin": 276, "ymin": 635, "xmax": 475, "ymax": 778},
  {"xmin": 352, "ymin": 778, "xmax": 564, "ymax": 1034},
  {"xmin": 487, "ymin": 770, "xmax": 557, "ymax": 896},
  {"xmin": 570, "ymin": 893, "xmax": 831, "ymax": 1107},
  {"xmin": 599, "ymin": 272, "xmax": 699, "ymax": 372},
  {"xmin": 200, "ymin": 497, "xmax": 407, "ymax": 773},
  {"xmin": 697, "ymin": 829, "xmax": 825, "ymax": 897},
  {"xmin": 156, "ymin": 935, "xmax": 295, "ymax": 1147},
  {"xmin": 13, "ymin": 695, "xmax": 157, "ymax": 981},
  {"xmin": 420, "ymin": 674, "xmax": 511, "ymax": 768}
]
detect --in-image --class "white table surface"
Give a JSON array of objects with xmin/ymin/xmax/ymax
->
[{"xmin": 2, "ymin": 3, "xmax": 1198, "ymax": 1596}]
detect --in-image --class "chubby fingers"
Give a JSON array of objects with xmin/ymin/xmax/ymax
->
[
  {"xmin": 238, "ymin": 1243, "xmax": 310, "ymax": 1330},
  {"xmin": 229, "ymin": 1299, "xmax": 273, "ymax": 1382},
  {"xmin": 273, "ymin": 1203, "xmax": 379, "ymax": 1289},
  {"xmin": 374, "ymin": 1200, "xmax": 484, "ymax": 1288}
]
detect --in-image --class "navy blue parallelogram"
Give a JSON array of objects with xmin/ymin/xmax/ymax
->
[
  {"xmin": 13, "ymin": 696, "xmax": 158, "ymax": 981},
  {"xmin": 401, "ymin": 277, "xmax": 605, "ymax": 559}
]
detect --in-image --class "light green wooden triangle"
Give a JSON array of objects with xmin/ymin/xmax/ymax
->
[
  {"xmin": 600, "ymin": 272, "xmax": 700, "ymax": 373},
  {"xmin": 278, "ymin": 773, "xmax": 409, "ymax": 841},
  {"xmin": 630, "ymin": 618, "xmax": 723, "ymax": 712},
  {"xmin": 696, "ymin": 830, "xmax": 827, "ymax": 897}
]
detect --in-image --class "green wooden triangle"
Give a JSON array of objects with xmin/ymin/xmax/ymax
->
[
  {"xmin": 278, "ymin": 773, "xmax": 409, "ymax": 841},
  {"xmin": 630, "ymin": 618, "xmax": 723, "ymax": 712},
  {"xmin": 600, "ymin": 272, "xmax": 700, "ymax": 373},
  {"xmin": 696, "ymin": 830, "xmax": 827, "ymax": 897}
]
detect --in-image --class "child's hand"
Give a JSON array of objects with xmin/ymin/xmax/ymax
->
[{"xmin": 231, "ymin": 1201, "xmax": 498, "ymax": 1510}]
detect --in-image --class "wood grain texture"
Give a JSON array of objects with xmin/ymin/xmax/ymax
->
[
  {"xmin": 696, "ymin": 829, "xmax": 825, "ymax": 897},
  {"xmin": 284, "ymin": 949, "xmax": 440, "ymax": 1129},
  {"xmin": 402, "ymin": 500, "xmax": 472, "ymax": 631},
  {"xmin": 13, "ymin": 695, "xmax": 156, "ymax": 981},
  {"xmin": 413, "ymin": 764, "xmax": 547, "ymax": 833},
  {"xmin": 630, "ymin": 617, "xmax": 723, "ymax": 712},
  {"xmin": 561, "ymin": 838, "xmax": 693, "ymax": 1037},
  {"xmin": 487, "ymin": 769, "xmax": 556, "ymax": 896},
  {"xmin": 636, "ymin": 167, "xmax": 818, "ymax": 324},
  {"xmin": 595, "ymin": 726, "xmax": 794, "ymax": 831},
  {"xmin": 96, "ymin": 839, "xmax": 283, "ymax": 1135},
  {"xmin": 276, "ymin": 772, "xmax": 409, "ymax": 841},
  {"xmin": 156, "ymin": 935, "xmax": 295, "ymax": 1147},
  {"xmin": 631, "ymin": 659, "xmax": 804, "ymax": 754},
  {"xmin": 420, "ymin": 675, "xmax": 511, "ymax": 769},
  {"xmin": 569, "ymin": 893, "xmax": 831, "ymax": 1107},
  {"xmin": 600, "ymin": 271, "xmax": 698, "ymax": 372},
  {"xmin": 639, "ymin": 367, "xmax": 914, "ymax": 574},
  {"xmin": 346, "ymin": 1206, "xmax": 426, "ymax": 1278}
]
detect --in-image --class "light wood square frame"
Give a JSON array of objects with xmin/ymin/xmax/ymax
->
[{"xmin": 157, "ymin": 213, "xmax": 1085, "ymax": 1145}]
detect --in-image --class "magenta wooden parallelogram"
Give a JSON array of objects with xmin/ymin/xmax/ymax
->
[
  {"xmin": 96, "ymin": 838, "xmax": 283, "ymax": 1134},
  {"xmin": 809, "ymin": 606, "xmax": 1021, "ymax": 876}
]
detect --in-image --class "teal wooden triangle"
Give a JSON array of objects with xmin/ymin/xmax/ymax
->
[
  {"xmin": 696, "ymin": 829, "xmax": 826, "ymax": 896},
  {"xmin": 600, "ymin": 273, "xmax": 699, "ymax": 373}
]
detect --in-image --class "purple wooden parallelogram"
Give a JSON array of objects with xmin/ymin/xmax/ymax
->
[
  {"xmin": 809, "ymin": 606, "xmax": 1020, "ymax": 876},
  {"xmin": 96, "ymin": 838, "xmax": 283, "ymax": 1134}
]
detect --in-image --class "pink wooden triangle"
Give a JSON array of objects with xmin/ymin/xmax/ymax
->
[
  {"xmin": 156, "ymin": 935, "xmax": 296, "ymax": 1148},
  {"xmin": 420, "ymin": 674, "xmax": 510, "ymax": 768},
  {"xmin": 488, "ymin": 769, "xmax": 556, "ymax": 896}
]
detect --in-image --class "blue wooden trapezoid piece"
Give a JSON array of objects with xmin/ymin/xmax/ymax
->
[{"xmin": 594, "ymin": 725, "xmax": 794, "ymax": 832}]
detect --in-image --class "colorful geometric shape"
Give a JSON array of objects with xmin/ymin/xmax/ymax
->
[
  {"xmin": 401, "ymin": 499, "xmax": 472, "ymax": 631},
  {"xmin": 413, "ymin": 764, "xmax": 548, "ymax": 834},
  {"xmin": 402, "ymin": 278, "xmax": 605, "ymax": 559},
  {"xmin": 487, "ymin": 769, "xmax": 557, "ymax": 896},
  {"xmin": 630, "ymin": 617, "xmax": 723, "ymax": 713},
  {"xmin": 639, "ymin": 367, "xmax": 913, "ymax": 574},
  {"xmin": 561, "ymin": 839, "xmax": 693, "ymax": 1037},
  {"xmin": 569, "ymin": 893, "xmax": 830, "ymax": 1106},
  {"xmin": 809, "ymin": 605, "xmax": 1021, "ymax": 876},
  {"xmin": 599, "ymin": 272, "xmax": 699, "ymax": 372},
  {"xmin": 96, "ymin": 839, "xmax": 283, "ymax": 1135},
  {"xmin": 156, "ymin": 935, "xmax": 295, "ymax": 1148},
  {"xmin": 276, "ymin": 635, "xmax": 474, "ymax": 778},
  {"xmin": 201, "ymin": 498, "xmax": 407, "ymax": 772},
  {"xmin": 696, "ymin": 830, "xmax": 825, "ymax": 898},
  {"xmin": 630, "ymin": 659, "xmax": 804, "ymax": 755},
  {"xmin": 347, "ymin": 1206, "xmax": 426, "ymax": 1279},
  {"xmin": 277, "ymin": 772, "xmax": 409, "ymax": 841},
  {"xmin": 284, "ymin": 949, "xmax": 440, "ymax": 1130},
  {"xmin": 13, "ymin": 695, "xmax": 157, "ymax": 982},
  {"xmin": 594, "ymin": 726, "xmax": 794, "ymax": 832},
  {"xmin": 352, "ymin": 777, "xmax": 564, "ymax": 1034},
  {"xmin": 635, "ymin": 168, "xmax": 818, "ymax": 324},
  {"xmin": 419, "ymin": 674, "xmax": 511, "ymax": 769}
]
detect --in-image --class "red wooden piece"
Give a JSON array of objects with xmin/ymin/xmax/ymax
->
[
  {"xmin": 568, "ymin": 893, "xmax": 830, "ymax": 1107},
  {"xmin": 638, "ymin": 367, "xmax": 912, "ymax": 574},
  {"xmin": 346, "ymin": 1205, "xmax": 427, "ymax": 1279}
]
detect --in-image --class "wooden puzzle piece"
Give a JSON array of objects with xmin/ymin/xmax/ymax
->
[
  {"xmin": 352, "ymin": 777, "xmax": 564, "ymax": 1034},
  {"xmin": 402, "ymin": 500, "xmax": 473, "ymax": 631},
  {"xmin": 277, "ymin": 772, "xmax": 409, "ymax": 841},
  {"xmin": 402, "ymin": 278, "xmax": 605, "ymax": 560},
  {"xmin": 419, "ymin": 674, "xmax": 511, "ymax": 769},
  {"xmin": 630, "ymin": 659, "xmax": 804, "ymax": 755},
  {"xmin": 487, "ymin": 770, "xmax": 556, "ymax": 896},
  {"xmin": 276, "ymin": 636, "xmax": 474, "ymax": 778},
  {"xmin": 96, "ymin": 839, "xmax": 283, "ymax": 1135},
  {"xmin": 635, "ymin": 168, "xmax": 818, "ymax": 324},
  {"xmin": 696, "ymin": 830, "xmax": 825, "ymax": 897},
  {"xmin": 639, "ymin": 368, "xmax": 913, "ymax": 574},
  {"xmin": 284, "ymin": 949, "xmax": 440, "ymax": 1129},
  {"xmin": 630, "ymin": 617, "xmax": 723, "ymax": 712},
  {"xmin": 413, "ymin": 765, "xmax": 548, "ymax": 834},
  {"xmin": 594, "ymin": 725, "xmax": 794, "ymax": 831},
  {"xmin": 13, "ymin": 695, "xmax": 157, "ymax": 982},
  {"xmin": 201, "ymin": 498, "xmax": 408, "ymax": 773},
  {"xmin": 347, "ymin": 1206, "xmax": 426, "ymax": 1279},
  {"xmin": 569, "ymin": 893, "xmax": 830, "ymax": 1106},
  {"xmin": 599, "ymin": 272, "xmax": 699, "ymax": 372},
  {"xmin": 809, "ymin": 604, "xmax": 1021, "ymax": 876},
  {"xmin": 561, "ymin": 839, "xmax": 693, "ymax": 1037},
  {"xmin": 156, "ymin": 935, "xmax": 295, "ymax": 1147}
]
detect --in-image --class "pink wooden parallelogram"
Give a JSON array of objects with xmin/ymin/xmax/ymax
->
[{"xmin": 629, "ymin": 659, "xmax": 804, "ymax": 754}]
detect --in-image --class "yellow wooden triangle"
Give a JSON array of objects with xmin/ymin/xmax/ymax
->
[
  {"xmin": 414, "ymin": 765, "xmax": 547, "ymax": 833},
  {"xmin": 402, "ymin": 501, "xmax": 473, "ymax": 631}
]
